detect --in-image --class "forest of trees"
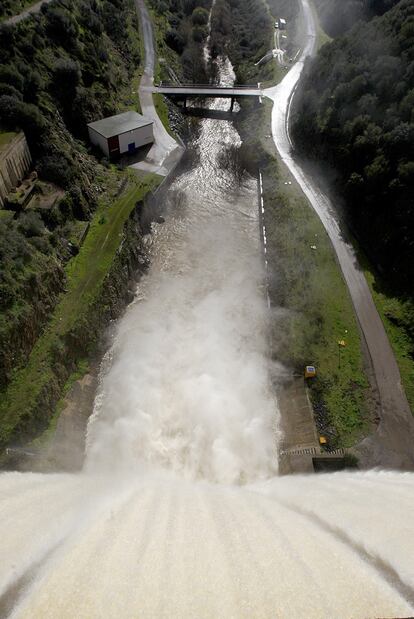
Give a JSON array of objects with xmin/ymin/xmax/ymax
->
[
  {"xmin": 149, "ymin": 0, "xmax": 212, "ymax": 82},
  {"xmin": 0, "ymin": 0, "xmax": 141, "ymax": 182},
  {"xmin": 151, "ymin": 0, "xmax": 274, "ymax": 84},
  {"xmin": 314, "ymin": 0, "xmax": 401, "ymax": 37},
  {"xmin": 209, "ymin": 0, "xmax": 272, "ymax": 82},
  {"xmin": 0, "ymin": 0, "xmax": 144, "ymax": 389},
  {"xmin": 292, "ymin": 0, "xmax": 414, "ymax": 292}
]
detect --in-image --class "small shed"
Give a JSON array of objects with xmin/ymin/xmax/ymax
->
[
  {"xmin": 279, "ymin": 18, "xmax": 287, "ymax": 29},
  {"xmin": 87, "ymin": 111, "xmax": 154, "ymax": 158}
]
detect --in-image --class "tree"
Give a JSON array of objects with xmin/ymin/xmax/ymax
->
[
  {"xmin": 0, "ymin": 65, "xmax": 24, "ymax": 92},
  {"xmin": 37, "ymin": 155, "xmax": 74, "ymax": 188},
  {"xmin": 45, "ymin": 7, "xmax": 79, "ymax": 50},
  {"xmin": 165, "ymin": 29, "xmax": 186, "ymax": 54},
  {"xmin": 192, "ymin": 25, "xmax": 208, "ymax": 42},
  {"xmin": 291, "ymin": 0, "xmax": 414, "ymax": 290},
  {"xmin": 191, "ymin": 7, "xmax": 209, "ymax": 25},
  {"xmin": 0, "ymin": 83, "xmax": 23, "ymax": 100},
  {"xmin": 52, "ymin": 59, "xmax": 81, "ymax": 96}
]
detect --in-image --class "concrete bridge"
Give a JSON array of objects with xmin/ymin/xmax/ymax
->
[{"xmin": 151, "ymin": 83, "xmax": 263, "ymax": 111}]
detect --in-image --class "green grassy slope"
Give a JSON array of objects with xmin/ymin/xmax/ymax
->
[{"xmin": 0, "ymin": 171, "xmax": 161, "ymax": 448}]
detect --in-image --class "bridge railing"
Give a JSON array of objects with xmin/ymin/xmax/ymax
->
[{"xmin": 157, "ymin": 81, "xmax": 260, "ymax": 90}]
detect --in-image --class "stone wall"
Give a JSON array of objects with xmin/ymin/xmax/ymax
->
[{"xmin": 0, "ymin": 133, "xmax": 32, "ymax": 207}]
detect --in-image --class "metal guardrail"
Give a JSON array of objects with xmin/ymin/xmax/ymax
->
[
  {"xmin": 158, "ymin": 81, "xmax": 261, "ymax": 90},
  {"xmin": 279, "ymin": 446, "xmax": 346, "ymax": 457}
]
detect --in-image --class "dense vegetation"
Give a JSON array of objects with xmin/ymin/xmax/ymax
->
[
  {"xmin": 292, "ymin": 0, "xmax": 414, "ymax": 292},
  {"xmin": 0, "ymin": 0, "xmax": 36, "ymax": 21},
  {"xmin": 150, "ymin": 0, "xmax": 275, "ymax": 84},
  {"xmin": 0, "ymin": 0, "xmax": 141, "ymax": 175},
  {"xmin": 0, "ymin": 0, "xmax": 144, "ymax": 393},
  {"xmin": 292, "ymin": 0, "xmax": 414, "ymax": 411},
  {"xmin": 209, "ymin": 0, "xmax": 274, "ymax": 82},
  {"xmin": 149, "ymin": 0, "xmax": 212, "ymax": 82},
  {"xmin": 313, "ymin": 0, "xmax": 401, "ymax": 37}
]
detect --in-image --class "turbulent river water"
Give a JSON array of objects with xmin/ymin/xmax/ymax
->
[{"xmin": 1, "ymin": 58, "xmax": 414, "ymax": 618}]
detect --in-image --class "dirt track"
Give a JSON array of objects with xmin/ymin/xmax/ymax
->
[{"xmin": 4, "ymin": 0, "xmax": 53, "ymax": 25}]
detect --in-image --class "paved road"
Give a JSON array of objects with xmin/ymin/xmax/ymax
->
[
  {"xmin": 133, "ymin": 0, "xmax": 182, "ymax": 175},
  {"xmin": 264, "ymin": 0, "xmax": 414, "ymax": 469},
  {"xmin": 3, "ymin": 0, "xmax": 53, "ymax": 25}
]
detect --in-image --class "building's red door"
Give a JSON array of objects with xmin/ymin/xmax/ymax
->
[{"xmin": 108, "ymin": 135, "xmax": 120, "ymax": 158}]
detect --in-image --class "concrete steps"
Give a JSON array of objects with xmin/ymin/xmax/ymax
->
[{"xmin": 279, "ymin": 445, "xmax": 345, "ymax": 458}]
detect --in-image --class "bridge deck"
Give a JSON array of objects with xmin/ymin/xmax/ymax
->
[{"xmin": 152, "ymin": 85, "xmax": 263, "ymax": 97}]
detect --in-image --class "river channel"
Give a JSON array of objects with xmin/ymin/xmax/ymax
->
[{"xmin": 85, "ymin": 54, "xmax": 279, "ymax": 482}]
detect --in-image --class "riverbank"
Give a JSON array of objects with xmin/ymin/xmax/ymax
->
[
  {"xmin": 258, "ymin": 101, "xmax": 373, "ymax": 449},
  {"xmin": 0, "ymin": 170, "xmax": 161, "ymax": 467},
  {"xmin": 262, "ymin": 0, "xmax": 414, "ymax": 468},
  {"xmin": 230, "ymin": 8, "xmax": 373, "ymax": 451}
]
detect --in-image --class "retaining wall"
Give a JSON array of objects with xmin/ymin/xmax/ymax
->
[{"xmin": 0, "ymin": 133, "xmax": 32, "ymax": 207}]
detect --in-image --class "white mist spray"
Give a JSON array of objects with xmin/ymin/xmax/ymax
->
[{"xmin": 85, "ymin": 59, "xmax": 279, "ymax": 482}]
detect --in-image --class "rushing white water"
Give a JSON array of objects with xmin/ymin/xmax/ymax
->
[
  {"xmin": 1, "ymin": 58, "xmax": 414, "ymax": 618},
  {"xmin": 85, "ymin": 57, "xmax": 278, "ymax": 484}
]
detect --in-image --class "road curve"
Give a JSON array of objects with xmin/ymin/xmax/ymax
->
[
  {"xmin": 264, "ymin": 0, "xmax": 414, "ymax": 469},
  {"xmin": 133, "ymin": 0, "xmax": 182, "ymax": 174},
  {"xmin": 3, "ymin": 0, "xmax": 53, "ymax": 25}
]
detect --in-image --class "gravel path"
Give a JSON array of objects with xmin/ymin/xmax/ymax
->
[{"xmin": 3, "ymin": 0, "xmax": 53, "ymax": 25}]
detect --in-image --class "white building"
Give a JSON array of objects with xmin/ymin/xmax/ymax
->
[
  {"xmin": 279, "ymin": 18, "xmax": 287, "ymax": 30},
  {"xmin": 87, "ymin": 111, "xmax": 154, "ymax": 159}
]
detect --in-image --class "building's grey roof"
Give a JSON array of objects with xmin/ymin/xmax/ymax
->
[{"xmin": 87, "ymin": 111, "xmax": 153, "ymax": 138}]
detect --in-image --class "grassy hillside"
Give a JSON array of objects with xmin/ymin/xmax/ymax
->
[
  {"xmin": 292, "ymin": 0, "xmax": 414, "ymax": 291},
  {"xmin": 0, "ymin": 0, "xmax": 146, "ymax": 390},
  {"xmin": 0, "ymin": 171, "xmax": 161, "ymax": 451},
  {"xmin": 0, "ymin": 0, "xmax": 177, "ymax": 451},
  {"xmin": 0, "ymin": 0, "xmax": 39, "ymax": 22}
]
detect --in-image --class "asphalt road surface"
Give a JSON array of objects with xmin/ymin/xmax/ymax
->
[
  {"xmin": 264, "ymin": 0, "xmax": 414, "ymax": 469},
  {"xmin": 133, "ymin": 0, "xmax": 182, "ymax": 175}
]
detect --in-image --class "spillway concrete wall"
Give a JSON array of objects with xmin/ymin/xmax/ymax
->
[{"xmin": 0, "ymin": 133, "xmax": 32, "ymax": 207}]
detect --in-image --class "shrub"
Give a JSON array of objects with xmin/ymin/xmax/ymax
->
[
  {"xmin": 0, "ymin": 83, "xmax": 23, "ymax": 100},
  {"xmin": 52, "ymin": 59, "xmax": 81, "ymax": 96},
  {"xmin": 192, "ymin": 25, "xmax": 208, "ymax": 42},
  {"xmin": 45, "ymin": 7, "xmax": 79, "ymax": 49},
  {"xmin": 0, "ymin": 25, "xmax": 15, "ymax": 62},
  {"xmin": 18, "ymin": 212, "xmax": 45, "ymax": 238},
  {"xmin": 191, "ymin": 7, "xmax": 209, "ymax": 25},
  {"xmin": 165, "ymin": 29, "xmax": 186, "ymax": 54},
  {"xmin": 0, "ymin": 65, "xmax": 24, "ymax": 92},
  {"xmin": 37, "ymin": 155, "xmax": 75, "ymax": 189},
  {"xmin": 24, "ymin": 70, "xmax": 44, "ymax": 103},
  {"xmin": 0, "ymin": 96, "xmax": 47, "ymax": 151}
]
